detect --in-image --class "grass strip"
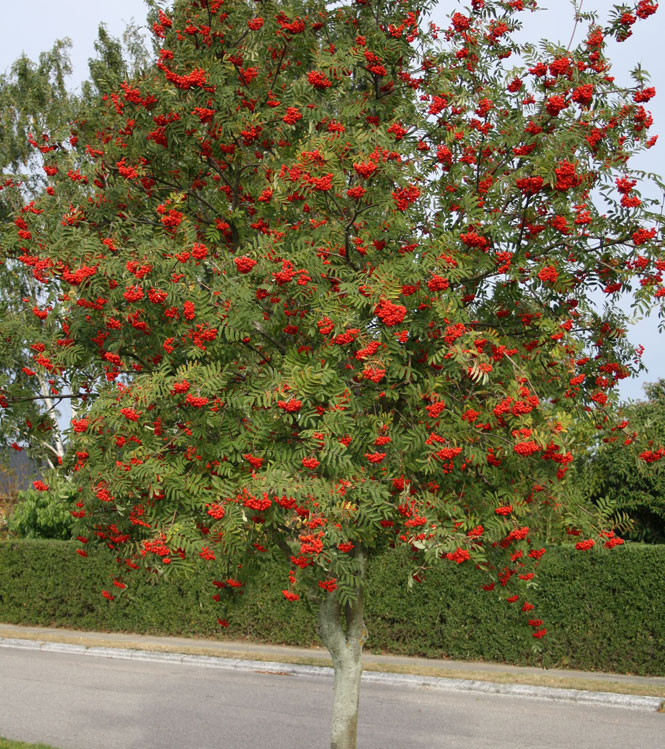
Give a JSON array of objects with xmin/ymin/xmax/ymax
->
[{"xmin": 0, "ymin": 739, "xmax": 59, "ymax": 749}]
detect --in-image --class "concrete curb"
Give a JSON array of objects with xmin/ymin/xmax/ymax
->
[{"xmin": 2, "ymin": 636, "xmax": 663, "ymax": 712}]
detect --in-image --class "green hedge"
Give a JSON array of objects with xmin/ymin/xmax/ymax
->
[{"xmin": 1, "ymin": 540, "xmax": 663, "ymax": 675}]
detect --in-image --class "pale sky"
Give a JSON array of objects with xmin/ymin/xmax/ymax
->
[{"xmin": 1, "ymin": 0, "xmax": 663, "ymax": 401}]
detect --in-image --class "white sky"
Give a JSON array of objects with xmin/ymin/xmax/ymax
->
[{"xmin": 1, "ymin": 0, "xmax": 663, "ymax": 401}]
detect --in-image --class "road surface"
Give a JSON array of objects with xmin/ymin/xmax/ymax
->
[{"xmin": 1, "ymin": 646, "xmax": 663, "ymax": 748}]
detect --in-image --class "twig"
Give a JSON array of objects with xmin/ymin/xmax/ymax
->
[{"xmin": 567, "ymin": 0, "xmax": 584, "ymax": 51}]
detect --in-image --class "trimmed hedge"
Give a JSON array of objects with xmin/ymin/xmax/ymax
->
[{"xmin": 1, "ymin": 540, "xmax": 664, "ymax": 675}]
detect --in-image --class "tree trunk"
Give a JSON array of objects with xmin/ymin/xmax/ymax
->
[{"xmin": 317, "ymin": 548, "xmax": 367, "ymax": 749}]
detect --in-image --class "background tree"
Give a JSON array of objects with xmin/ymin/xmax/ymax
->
[
  {"xmin": 0, "ymin": 40, "xmax": 77, "ymax": 468},
  {"xmin": 0, "ymin": 1, "xmax": 662, "ymax": 747},
  {"xmin": 575, "ymin": 379, "xmax": 665, "ymax": 543},
  {"xmin": 84, "ymin": 21, "xmax": 152, "ymax": 100}
]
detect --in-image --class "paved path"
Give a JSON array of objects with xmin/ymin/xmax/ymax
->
[
  {"xmin": 1, "ymin": 645, "xmax": 664, "ymax": 749},
  {"xmin": 0, "ymin": 624, "xmax": 665, "ymax": 749}
]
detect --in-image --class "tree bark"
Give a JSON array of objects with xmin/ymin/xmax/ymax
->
[
  {"xmin": 38, "ymin": 373, "xmax": 66, "ymax": 463},
  {"xmin": 317, "ymin": 548, "xmax": 367, "ymax": 749}
]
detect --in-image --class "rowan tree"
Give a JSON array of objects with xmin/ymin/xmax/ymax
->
[{"xmin": 1, "ymin": 1, "xmax": 663, "ymax": 747}]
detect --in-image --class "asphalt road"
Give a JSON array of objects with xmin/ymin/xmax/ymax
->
[{"xmin": 1, "ymin": 646, "xmax": 663, "ymax": 749}]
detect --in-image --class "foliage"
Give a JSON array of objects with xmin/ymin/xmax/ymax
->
[
  {"xmin": 84, "ymin": 22, "xmax": 152, "ymax": 100},
  {"xmin": 0, "ymin": 26, "xmax": 150, "ymax": 471},
  {"xmin": 1, "ymin": 0, "xmax": 661, "ymax": 601},
  {"xmin": 0, "ymin": 451, "xmax": 45, "ymax": 538},
  {"xmin": 7, "ymin": 475, "xmax": 75, "ymax": 540},
  {"xmin": 576, "ymin": 379, "xmax": 665, "ymax": 543},
  {"xmin": 0, "ymin": 41, "xmax": 77, "ymax": 468},
  {"xmin": 2, "ymin": 539, "xmax": 665, "ymax": 676},
  {"xmin": 0, "ymin": 40, "xmax": 75, "ymax": 220}
]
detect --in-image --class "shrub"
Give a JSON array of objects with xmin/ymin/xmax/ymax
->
[
  {"xmin": 7, "ymin": 479, "xmax": 75, "ymax": 540},
  {"xmin": 1, "ymin": 540, "xmax": 664, "ymax": 676}
]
